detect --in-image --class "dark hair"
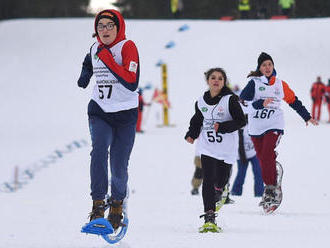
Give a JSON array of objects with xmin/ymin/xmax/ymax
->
[
  {"xmin": 247, "ymin": 70, "xmax": 263, "ymax": 78},
  {"xmin": 247, "ymin": 52, "xmax": 274, "ymax": 78},
  {"xmin": 257, "ymin": 52, "xmax": 273, "ymax": 70},
  {"xmin": 204, "ymin": 68, "xmax": 227, "ymax": 85}
]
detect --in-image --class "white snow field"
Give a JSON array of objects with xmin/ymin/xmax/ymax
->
[{"xmin": 0, "ymin": 17, "xmax": 330, "ymax": 248}]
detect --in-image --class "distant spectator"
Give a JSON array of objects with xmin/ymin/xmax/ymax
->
[
  {"xmin": 171, "ymin": 0, "xmax": 184, "ymax": 18},
  {"xmin": 278, "ymin": 0, "xmax": 295, "ymax": 17},
  {"xmin": 238, "ymin": 0, "xmax": 251, "ymax": 19},
  {"xmin": 310, "ymin": 76, "xmax": 326, "ymax": 121},
  {"xmin": 256, "ymin": 0, "xmax": 269, "ymax": 19},
  {"xmin": 233, "ymin": 84, "xmax": 241, "ymax": 95},
  {"xmin": 136, "ymin": 88, "xmax": 150, "ymax": 133},
  {"xmin": 325, "ymin": 79, "xmax": 330, "ymax": 123}
]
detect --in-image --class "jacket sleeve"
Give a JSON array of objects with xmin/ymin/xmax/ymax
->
[
  {"xmin": 240, "ymin": 79, "xmax": 266, "ymax": 109},
  {"xmin": 240, "ymin": 79, "xmax": 255, "ymax": 101},
  {"xmin": 282, "ymin": 81, "xmax": 311, "ymax": 121},
  {"xmin": 184, "ymin": 101, "xmax": 203, "ymax": 140},
  {"xmin": 77, "ymin": 53, "xmax": 93, "ymax": 88},
  {"xmin": 289, "ymin": 96, "xmax": 311, "ymax": 121},
  {"xmin": 96, "ymin": 40, "xmax": 139, "ymax": 92},
  {"xmin": 217, "ymin": 95, "xmax": 247, "ymax": 134}
]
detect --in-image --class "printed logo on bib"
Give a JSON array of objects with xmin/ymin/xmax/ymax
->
[
  {"xmin": 129, "ymin": 61, "xmax": 138, "ymax": 73},
  {"xmin": 244, "ymin": 142, "xmax": 254, "ymax": 151},
  {"xmin": 216, "ymin": 106, "xmax": 225, "ymax": 118},
  {"xmin": 259, "ymin": 86, "xmax": 266, "ymax": 91},
  {"xmin": 202, "ymin": 119, "xmax": 215, "ymax": 130},
  {"xmin": 201, "ymin": 107, "xmax": 208, "ymax": 112},
  {"xmin": 274, "ymin": 87, "xmax": 281, "ymax": 95}
]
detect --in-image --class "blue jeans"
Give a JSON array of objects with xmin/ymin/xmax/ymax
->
[
  {"xmin": 231, "ymin": 155, "xmax": 264, "ymax": 197},
  {"xmin": 88, "ymin": 105, "xmax": 137, "ymax": 201}
]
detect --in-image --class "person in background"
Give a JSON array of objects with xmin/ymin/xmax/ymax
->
[
  {"xmin": 231, "ymin": 104, "xmax": 264, "ymax": 198},
  {"xmin": 238, "ymin": 0, "xmax": 251, "ymax": 19},
  {"xmin": 185, "ymin": 68, "xmax": 246, "ymax": 232},
  {"xmin": 310, "ymin": 76, "xmax": 326, "ymax": 121},
  {"xmin": 233, "ymin": 84, "xmax": 241, "ymax": 95},
  {"xmin": 240, "ymin": 52, "xmax": 318, "ymax": 213},
  {"xmin": 171, "ymin": 0, "xmax": 184, "ymax": 18},
  {"xmin": 77, "ymin": 9, "xmax": 140, "ymax": 230},
  {"xmin": 278, "ymin": 0, "xmax": 295, "ymax": 17},
  {"xmin": 325, "ymin": 79, "xmax": 330, "ymax": 123},
  {"xmin": 256, "ymin": 0, "xmax": 269, "ymax": 19},
  {"xmin": 191, "ymin": 141, "xmax": 202, "ymax": 195},
  {"xmin": 136, "ymin": 88, "xmax": 150, "ymax": 133}
]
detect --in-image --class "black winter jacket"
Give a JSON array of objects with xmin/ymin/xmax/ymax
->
[{"xmin": 185, "ymin": 87, "xmax": 246, "ymax": 140}]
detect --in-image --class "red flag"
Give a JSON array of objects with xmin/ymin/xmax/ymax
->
[{"xmin": 152, "ymin": 89, "xmax": 171, "ymax": 108}]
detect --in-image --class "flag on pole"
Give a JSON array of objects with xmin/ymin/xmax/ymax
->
[{"xmin": 152, "ymin": 89, "xmax": 171, "ymax": 108}]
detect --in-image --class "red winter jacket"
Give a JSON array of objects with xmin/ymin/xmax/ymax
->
[{"xmin": 311, "ymin": 82, "xmax": 325, "ymax": 101}]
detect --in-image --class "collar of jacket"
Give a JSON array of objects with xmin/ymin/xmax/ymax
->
[{"xmin": 203, "ymin": 87, "xmax": 234, "ymax": 105}]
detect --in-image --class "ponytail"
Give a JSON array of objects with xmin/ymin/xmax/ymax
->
[{"xmin": 247, "ymin": 70, "xmax": 262, "ymax": 78}]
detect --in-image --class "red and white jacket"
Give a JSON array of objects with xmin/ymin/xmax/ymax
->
[{"xmin": 78, "ymin": 9, "xmax": 140, "ymax": 113}]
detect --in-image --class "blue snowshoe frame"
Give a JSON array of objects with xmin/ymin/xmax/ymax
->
[{"xmin": 81, "ymin": 195, "xmax": 129, "ymax": 244}]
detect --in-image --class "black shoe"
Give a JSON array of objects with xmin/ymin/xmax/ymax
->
[
  {"xmin": 191, "ymin": 188, "xmax": 199, "ymax": 195},
  {"xmin": 200, "ymin": 210, "xmax": 217, "ymax": 224},
  {"xmin": 224, "ymin": 195, "xmax": 235, "ymax": 204}
]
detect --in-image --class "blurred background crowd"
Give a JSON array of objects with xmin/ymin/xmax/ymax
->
[{"xmin": 1, "ymin": 0, "xmax": 330, "ymax": 20}]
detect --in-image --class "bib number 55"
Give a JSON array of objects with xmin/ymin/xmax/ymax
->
[{"xmin": 207, "ymin": 131, "xmax": 222, "ymax": 143}]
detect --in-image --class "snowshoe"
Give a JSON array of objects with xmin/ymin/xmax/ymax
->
[
  {"xmin": 81, "ymin": 217, "xmax": 114, "ymax": 236},
  {"xmin": 215, "ymin": 186, "xmax": 229, "ymax": 212},
  {"xmin": 261, "ymin": 185, "xmax": 282, "ymax": 214},
  {"xmin": 260, "ymin": 161, "xmax": 283, "ymax": 214},
  {"xmin": 273, "ymin": 161, "xmax": 283, "ymax": 206},
  {"xmin": 199, "ymin": 210, "xmax": 222, "ymax": 233},
  {"xmin": 199, "ymin": 222, "xmax": 222, "ymax": 233},
  {"xmin": 81, "ymin": 195, "xmax": 129, "ymax": 244}
]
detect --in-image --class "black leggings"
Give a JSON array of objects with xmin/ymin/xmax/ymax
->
[{"xmin": 201, "ymin": 154, "xmax": 232, "ymax": 212}]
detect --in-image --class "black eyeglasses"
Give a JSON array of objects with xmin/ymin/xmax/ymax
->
[{"xmin": 97, "ymin": 23, "xmax": 116, "ymax": 31}]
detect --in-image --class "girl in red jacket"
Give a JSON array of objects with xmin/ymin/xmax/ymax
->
[{"xmin": 78, "ymin": 9, "xmax": 140, "ymax": 229}]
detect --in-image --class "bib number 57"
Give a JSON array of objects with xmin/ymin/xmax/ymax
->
[{"xmin": 98, "ymin": 85, "xmax": 113, "ymax": 99}]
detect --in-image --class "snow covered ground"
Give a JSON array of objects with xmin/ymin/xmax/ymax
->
[{"xmin": 0, "ymin": 17, "xmax": 330, "ymax": 248}]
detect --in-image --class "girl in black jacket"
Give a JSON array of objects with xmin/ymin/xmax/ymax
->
[{"xmin": 185, "ymin": 68, "xmax": 246, "ymax": 232}]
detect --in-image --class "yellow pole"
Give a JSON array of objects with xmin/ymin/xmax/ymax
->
[{"xmin": 161, "ymin": 63, "xmax": 169, "ymax": 126}]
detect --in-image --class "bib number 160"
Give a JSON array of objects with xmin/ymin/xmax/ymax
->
[{"xmin": 253, "ymin": 109, "xmax": 275, "ymax": 119}]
